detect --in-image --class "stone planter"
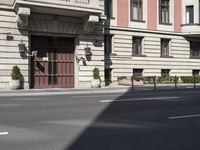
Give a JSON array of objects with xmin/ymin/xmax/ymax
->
[
  {"xmin": 91, "ymin": 79, "xmax": 101, "ymax": 88},
  {"xmin": 9, "ymin": 79, "xmax": 20, "ymax": 90}
]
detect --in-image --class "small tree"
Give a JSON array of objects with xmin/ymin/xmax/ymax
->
[
  {"xmin": 93, "ymin": 67, "xmax": 100, "ymax": 79},
  {"xmin": 11, "ymin": 66, "xmax": 21, "ymax": 80}
]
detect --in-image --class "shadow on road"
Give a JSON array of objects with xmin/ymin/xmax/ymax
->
[{"xmin": 64, "ymin": 89, "xmax": 200, "ymax": 150}]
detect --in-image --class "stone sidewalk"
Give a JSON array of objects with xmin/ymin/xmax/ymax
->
[{"xmin": 0, "ymin": 83, "xmax": 199, "ymax": 97}]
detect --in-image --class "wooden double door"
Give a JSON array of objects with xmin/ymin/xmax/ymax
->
[{"xmin": 31, "ymin": 36, "xmax": 75, "ymax": 88}]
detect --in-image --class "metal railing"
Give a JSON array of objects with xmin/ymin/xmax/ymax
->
[{"xmin": 117, "ymin": 75, "xmax": 200, "ymax": 90}]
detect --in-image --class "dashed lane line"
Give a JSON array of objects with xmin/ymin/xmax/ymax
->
[
  {"xmin": 100, "ymin": 96, "xmax": 180, "ymax": 103},
  {"xmin": 0, "ymin": 132, "xmax": 8, "ymax": 136},
  {"xmin": 169, "ymin": 114, "xmax": 200, "ymax": 120}
]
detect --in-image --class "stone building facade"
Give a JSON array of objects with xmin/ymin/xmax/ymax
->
[{"xmin": 0, "ymin": 0, "xmax": 105, "ymax": 89}]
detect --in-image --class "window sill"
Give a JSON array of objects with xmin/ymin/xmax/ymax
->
[
  {"xmin": 132, "ymin": 54, "xmax": 147, "ymax": 57},
  {"xmin": 181, "ymin": 23, "xmax": 198, "ymax": 26},
  {"xmin": 159, "ymin": 23, "xmax": 172, "ymax": 26},
  {"xmin": 131, "ymin": 20, "xmax": 145, "ymax": 23},
  {"xmin": 190, "ymin": 56, "xmax": 200, "ymax": 59},
  {"xmin": 160, "ymin": 56, "xmax": 174, "ymax": 58}
]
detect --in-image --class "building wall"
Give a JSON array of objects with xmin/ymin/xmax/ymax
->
[
  {"xmin": 0, "ymin": 9, "xmax": 29, "ymax": 89},
  {"xmin": 112, "ymin": 0, "xmax": 182, "ymax": 33},
  {"xmin": 104, "ymin": 0, "xmax": 200, "ymax": 82},
  {"xmin": 107, "ymin": 28, "xmax": 200, "ymax": 81},
  {"xmin": 0, "ymin": 0, "xmax": 105, "ymax": 89}
]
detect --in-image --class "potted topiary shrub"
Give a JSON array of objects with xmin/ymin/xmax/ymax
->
[
  {"xmin": 9, "ymin": 66, "xmax": 21, "ymax": 90},
  {"xmin": 91, "ymin": 67, "xmax": 101, "ymax": 88}
]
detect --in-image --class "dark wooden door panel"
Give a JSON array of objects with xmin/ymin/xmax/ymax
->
[{"xmin": 31, "ymin": 36, "xmax": 75, "ymax": 89}]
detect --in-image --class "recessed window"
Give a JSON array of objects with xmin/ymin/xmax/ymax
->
[
  {"xmin": 161, "ymin": 39, "xmax": 170, "ymax": 57},
  {"xmin": 186, "ymin": 6, "xmax": 194, "ymax": 24},
  {"xmin": 159, "ymin": 0, "xmax": 170, "ymax": 24},
  {"xmin": 193, "ymin": 70, "xmax": 200, "ymax": 76},
  {"xmin": 190, "ymin": 41, "xmax": 200, "ymax": 57},
  {"xmin": 133, "ymin": 69, "xmax": 143, "ymax": 77},
  {"xmin": 161, "ymin": 69, "xmax": 170, "ymax": 77},
  {"xmin": 104, "ymin": 35, "xmax": 113, "ymax": 54},
  {"xmin": 132, "ymin": 37, "xmax": 143, "ymax": 55},
  {"xmin": 130, "ymin": 0, "xmax": 143, "ymax": 21},
  {"xmin": 105, "ymin": 0, "xmax": 113, "ymax": 18}
]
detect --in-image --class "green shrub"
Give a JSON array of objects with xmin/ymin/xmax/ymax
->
[
  {"xmin": 157, "ymin": 76, "xmax": 177, "ymax": 84},
  {"xmin": 117, "ymin": 76, "xmax": 127, "ymax": 81},
  {"xmin": 93, "ymin": 67, "xmax": 100, "ymax": 79},
  {"xmin": 11, "ymin": 66, "xmax": 21, "ymax": 80},
  {"xmin": 181, "ymin": 76, "xmax": 200, "ymax": 83},
  {"xmin": 144, "ymin": 76, "xmax": 154, "ymax": 84},
  {"xmin": 133, "ymin": 76, "xmax": 144, "ymax": 81}
]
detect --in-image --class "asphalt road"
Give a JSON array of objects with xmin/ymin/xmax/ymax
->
[{"xmin": 1, "ymin": 89, "xmax": 200, "ymax": 150}]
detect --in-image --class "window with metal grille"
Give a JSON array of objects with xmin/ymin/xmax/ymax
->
[
  {"xmin": 161, "ymin": 69, "xmax": 170, "ymax": 77},
  {"xmin": 133, "ymin": 69, "xmax": 143, "ymax": 77},
  {"xmin": 190, "ymin": 41, "xmax": 200, "ymax": 57},
  {"xmin": 132, "ymin": 37, "xmax": 143, "ymax": 55},
  {"xmin": 161, "ymin": 39, "xmax": 170, "ymax": 57}
]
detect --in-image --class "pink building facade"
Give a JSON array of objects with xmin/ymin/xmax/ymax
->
[{"xmin": 104, "ymin": 0, "xmax": 200, "ymax": 84}]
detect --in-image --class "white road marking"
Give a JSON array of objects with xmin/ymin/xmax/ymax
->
[
  {"xmin": 100, "ymin": 97, "xmax": 180, "ymax": 103},
  {"xmin": 0, "ymin": 104, "xmax": 22, "ymax": 107},
  {"xmin": 169, "ymin": 114, "xmax": 200, "ymax": 120},
  {"xmin": 0, "ymin": 132, "xmax": 8, "ymax": 136}
]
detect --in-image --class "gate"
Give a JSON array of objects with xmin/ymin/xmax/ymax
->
[{"xmin": 31, "ymin": 36, "xmax": 75, "ymax": 88}]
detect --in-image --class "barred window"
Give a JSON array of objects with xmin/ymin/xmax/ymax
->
[
  {"xmin": 132, "ymin": 37, "xmax": 143, "ymax": 55},
  {"xmin": 133, "ymin": 69, "xmax": 143, "ymax": 77},
  {"xmin": 161, "ymin": 69, "xmax": 170, "ymax": 77},
  {"xmin": 190, "ymin": 41, "xmax": 200, "ymax": 57},
  {"xmin": 161, "ymin": 39, "xmax": 170, "ymax": 57}
]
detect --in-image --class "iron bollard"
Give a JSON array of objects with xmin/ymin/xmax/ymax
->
[
  {"xmin": 153, "ymin": 76, "xmax": 156, "ymax": 90},
  {"xmin": 194, "ymin": 75, "xmax": 196, "ymax": 89},
  {"xmin": 131, "ymin": 76, "xmax": 134, "ymax": 90},
  {"xmin": 175, "ymin": 76, "xmax": 178, "ymax": 89}
]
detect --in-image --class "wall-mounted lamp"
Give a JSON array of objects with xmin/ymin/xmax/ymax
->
[
  {"xmin": 84, "ymin": 43, "xmax": 92, "ymax": 56},
  {"xmin": 18, "ymin": 40, "xmax": 38, "ymax": 57},
  {"xmin": 18, "ymin": 41, "xmax": 26, "ymax": 53}
]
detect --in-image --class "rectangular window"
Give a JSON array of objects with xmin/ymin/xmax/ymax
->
[
  {"xmin": 105, "ymin": 0, "xmax": 113, "ymax": 18},
  {"xmin": 159, "ymin": 0, "xmax": 170, "ymax": 24},
  {"xmin": 161, "ymin": 39, "xmax": 170, "ymax": 57},
  {"xmin": 133, "ymin": 69, "xmax": 143, "ymax": 77},
  {"xmin": 104, "ymin": 35, "xmax": 113, "ymax": 54},
  {"xmin": 132, "ymin": 37, "xmax": 143, "ymax": 55},
  {"xmin": 161, "ymin": 69, "xmax": 170, "ymax": 77},
  {"xmin": 186, "ymin": 6, "xmax": 194, "ymax": 24},
  {"xmin": 130, "ymin": 0, "xmax": 143, "ymax": 21},
  {"xmin": 190, "ymin": 41, "xmax": 200, "ymax": 57},
  {"xmin": 193, "ymin": 70, "xmax": 200, "ymax": 76}
]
